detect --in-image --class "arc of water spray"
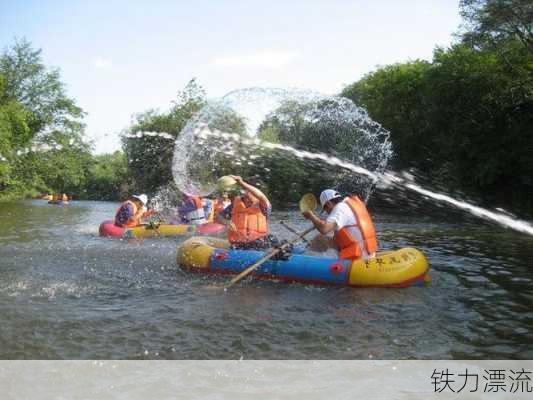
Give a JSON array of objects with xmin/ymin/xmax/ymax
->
[
  {"xmin": 129, "ymin": 125, "xmax": 533, "ymax": 236},
  {"xmin": 194, "ymin": 124, "xmax": 533, "ymax": 237}
]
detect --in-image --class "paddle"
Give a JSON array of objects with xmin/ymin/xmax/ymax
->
[
  {"xmin": 279, "ymin": 220, "xmax": 310, "ymax": 244},
  {"xmin": 221, "ymin": 226, "xmax": 315, "ymax": 290},
  {"xmin": 219, "ymin": 193, "xmax": 318, "ymax": 290}
]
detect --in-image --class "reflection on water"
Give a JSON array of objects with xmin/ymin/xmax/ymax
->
[{"xmin": 0, "ymin": 200, "xmax": 531, "ymax": 359}]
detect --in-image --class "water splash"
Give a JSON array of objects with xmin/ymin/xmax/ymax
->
[
  {"xmin": 126, "ymin": 87, "xmax": 533, "ymax": 236},
  {"xmin": 177, "ymin": 124, "xmax": 533, "ymax": 236},
  {"xmin": 171, "ymin": 87, "xmax": 392, "ymax": 197}
]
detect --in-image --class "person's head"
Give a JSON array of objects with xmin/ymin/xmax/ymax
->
[
  {"xmin": 221, "ymin": 192, "xmax": 229, "ymax": 201},
  {"xmin": 131, "ymin": 194, "xmax": 148, "ymax": 208},
  {"xmin": 319, "ymin": 189, "xmax": 343, "ymax": 214}
]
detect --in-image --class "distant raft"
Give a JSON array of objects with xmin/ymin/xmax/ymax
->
[
  {"xmin": 99, "ymin": 220, "xmax": 225, "ymax": 239},
  {"xmin": 177, "ymin": 237, "xmax": 430, "ymax": 288}
]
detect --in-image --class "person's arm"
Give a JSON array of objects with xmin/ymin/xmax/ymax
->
[
  {"xmin": 134, "ymin": 205, "xmax": 148, "ymax": 224},
  {"xmin": 230, "ymin": 175, "xmax": 270, "ymax": 208},
  {"xmin": 302, "ymin": 211, "xmax": 337, "ymax": 235}
]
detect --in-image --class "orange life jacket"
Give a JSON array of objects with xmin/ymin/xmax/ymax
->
[
  {"xmin": 115, "ymin": 200, "xmax": 143, "ymax": 228},
  {"xmin": 333, "ymin": 196, "xmax": 378, "ymax": 260},
  {"xmin": 228, "ymin": 196, "xmax": 268, "ymax": 244}
]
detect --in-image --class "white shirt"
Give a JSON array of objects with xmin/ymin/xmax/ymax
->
[{"xmin": 326, "ymin": 201, "xmax": 368, "ymax": 258}]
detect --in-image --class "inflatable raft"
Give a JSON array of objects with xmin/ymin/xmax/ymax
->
[
  {"xmin": 99, "ymin": 220, "xmax": 225, "ymax": 239},
  {"xmin": 177, "ymin": 237, "xmax": 430, "ymax": 288}
]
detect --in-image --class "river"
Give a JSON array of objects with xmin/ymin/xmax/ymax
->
[{"xmin": 0, "ymin": 200, "xmax": 531, "ymax": 359}]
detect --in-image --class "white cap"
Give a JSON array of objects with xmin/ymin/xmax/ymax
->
[
  {"xmin": 319, "ymin": 189, "xmax": 341, "ymax": 208},
  {"xmin": 132, "ymin": 194, "xmax": 148, "ymax": 206}
]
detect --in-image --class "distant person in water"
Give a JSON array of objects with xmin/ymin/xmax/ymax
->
[
  {"xmin": 115, "ymin": 194, "xmax": 149, "ymax": 228},
  {"xmin": 48, "ymin": 193, "xmax": 61, "ymax": 204},
  {"xmin": 61, "ymin": 193, "xmax": 69, "ymax": 203},
  {"xmin": 178, "ymin": 195, "xmax": 207, "ymax": 225},
  {"xmin": 302, "ymin": 189, "xmax": 377, "ymax": 260},
  {"xmin": 223, "ymin": 175, "xmax": 278, "ymax": 250}
]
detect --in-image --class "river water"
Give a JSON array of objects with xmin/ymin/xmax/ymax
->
[{"xmin": 0, "ymin": 200, "xmax": 531, "ymax": 359}]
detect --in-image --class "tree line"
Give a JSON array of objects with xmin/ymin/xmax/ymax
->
[
  {"xmin": 1, "ymin": 0, "xmax": 532, "ymax": 215},
  {"xmin": 0, "ymin": 38, "xmax": 129, "ymax": 201},
  {"xmin": 342, "ymin": 0, "xmax": 532, "ymax": 213}
]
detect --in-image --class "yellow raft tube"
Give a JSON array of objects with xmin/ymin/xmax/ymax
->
[
  {"xmin": 177, "ymin": 237, "xmax": 430, "ymax": 288},
  {"xmin": 99, "ymin": 220, "xmax": 225, "ymax": 239}
]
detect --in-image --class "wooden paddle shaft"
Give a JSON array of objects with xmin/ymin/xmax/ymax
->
[
  {"xmin": 225, "ymin": 226, "xmax": 315, "ymax": 289},
  {"xmin": 280, "ymin": 221, "xmax": 310, "ymax": 244}
]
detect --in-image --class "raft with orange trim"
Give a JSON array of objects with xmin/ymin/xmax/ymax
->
[
  {"xmin": 177, "ymin": 237, "xmax": 430, "ymax": 288},
  {"xmin": 98, "ymin": 220, "xmax": 225, "ymax": 239}
]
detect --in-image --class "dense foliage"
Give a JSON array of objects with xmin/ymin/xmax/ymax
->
[
  {"xmin": 0, "ymin": 39, "xmax": 127, "ymax": 201},
  {"xmin": 122, "ymin": 79, "xmax": 207, "ymax": 194},
  {"xmin": 342, "ymin": 0, "xmax": 532, "ymax": 212},
  {"xmin": 122, "ymin": 79, "xmax": 248, "ymax": 196},
  {"xmin": 2, "ymin": 1, "xmax": 531, "ymax": 214}
]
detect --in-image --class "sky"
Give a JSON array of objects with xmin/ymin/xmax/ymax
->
[{"xmin": 1, "ymin": 0, "xmax": 461, "ymax": 154}]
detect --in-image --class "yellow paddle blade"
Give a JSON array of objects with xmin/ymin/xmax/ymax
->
[
  {"xmin": 217, "ymin": 176, "xmax": 237, "ymax": 191},
  {"xmin": 299, "ymin": 193, "xmax": 318, "ymax": 213}
]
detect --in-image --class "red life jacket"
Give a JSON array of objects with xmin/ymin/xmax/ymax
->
[
  {"xmin": 333, "ymin": 196, "xmax": 378, "ymax": 260},
  {"xmin": 228, "ymin": 196, "xmax": 268, "ymax": 244}
]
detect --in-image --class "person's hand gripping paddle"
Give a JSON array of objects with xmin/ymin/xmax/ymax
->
[{"xmin": 217, "ymin": 193, "xmax": 318, "ymax": 291}]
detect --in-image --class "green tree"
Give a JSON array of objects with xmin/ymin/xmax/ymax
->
[
  {"xmin": 86, "ymin": 151, "xmax": 130, "ymax": 200},
  {"xmin": 0, "ymin": 73, "xmax": 32, "ymax": 190},
  {"xmin": 342, "ymin": 41, "xmax": 533, "ymax": 212},
  {"xmin": 0, "ymin": 39, "xmax": 91, "ymax": 200},
  {"xmin": 460, "ymin": 0, "xmax": 533, "ymax": 53},
  {"xmin": 122, "ymin": 79, "xmax": 207, "ymax": 193},
  {"xmin": 342, "ymin": 61, "xmax": 433, "ymax": 170},
  {"xmin": 0, "ymin": 38, "xmax": 85, "ymax": 136}
]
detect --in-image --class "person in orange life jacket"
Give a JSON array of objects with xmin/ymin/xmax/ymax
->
[
  {"xmin": 115, "ymin": 194, "xmax": 149, "ymax": 228},
  {"xmin": 223, "ymin": 175, "xmax": 278, "ymax": 250},
  {"xmin": 214, "ymin": 192, "xmax": 231, "ymax": 223},
  {"xmin": 302, "ymin": 189, "xmax": 378, "ymax": 260},
  {"xmin": 215, "ymin": 192, "xmax": 231, "ymax": 215},
  {"xmin": 178, "ymin": 195, "xmax": 207, "ymax": 225}
]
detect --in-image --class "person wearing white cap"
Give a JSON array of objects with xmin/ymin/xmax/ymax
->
[
  {"xmin": 302, "ymin": 189, "xmax": 378, "ymax": 260},
  {"xmin": 114, "ymin": 193, "xmax": 150, "ymax": 228}
]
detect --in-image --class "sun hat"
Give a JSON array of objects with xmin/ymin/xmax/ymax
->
[
  {"xmin": 217, "ymin": 176, "xmax": 237, "ymax": 191},
  {"xmin": 299, "ymin": 193, "xmax": 318, "ymax": 213}
]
